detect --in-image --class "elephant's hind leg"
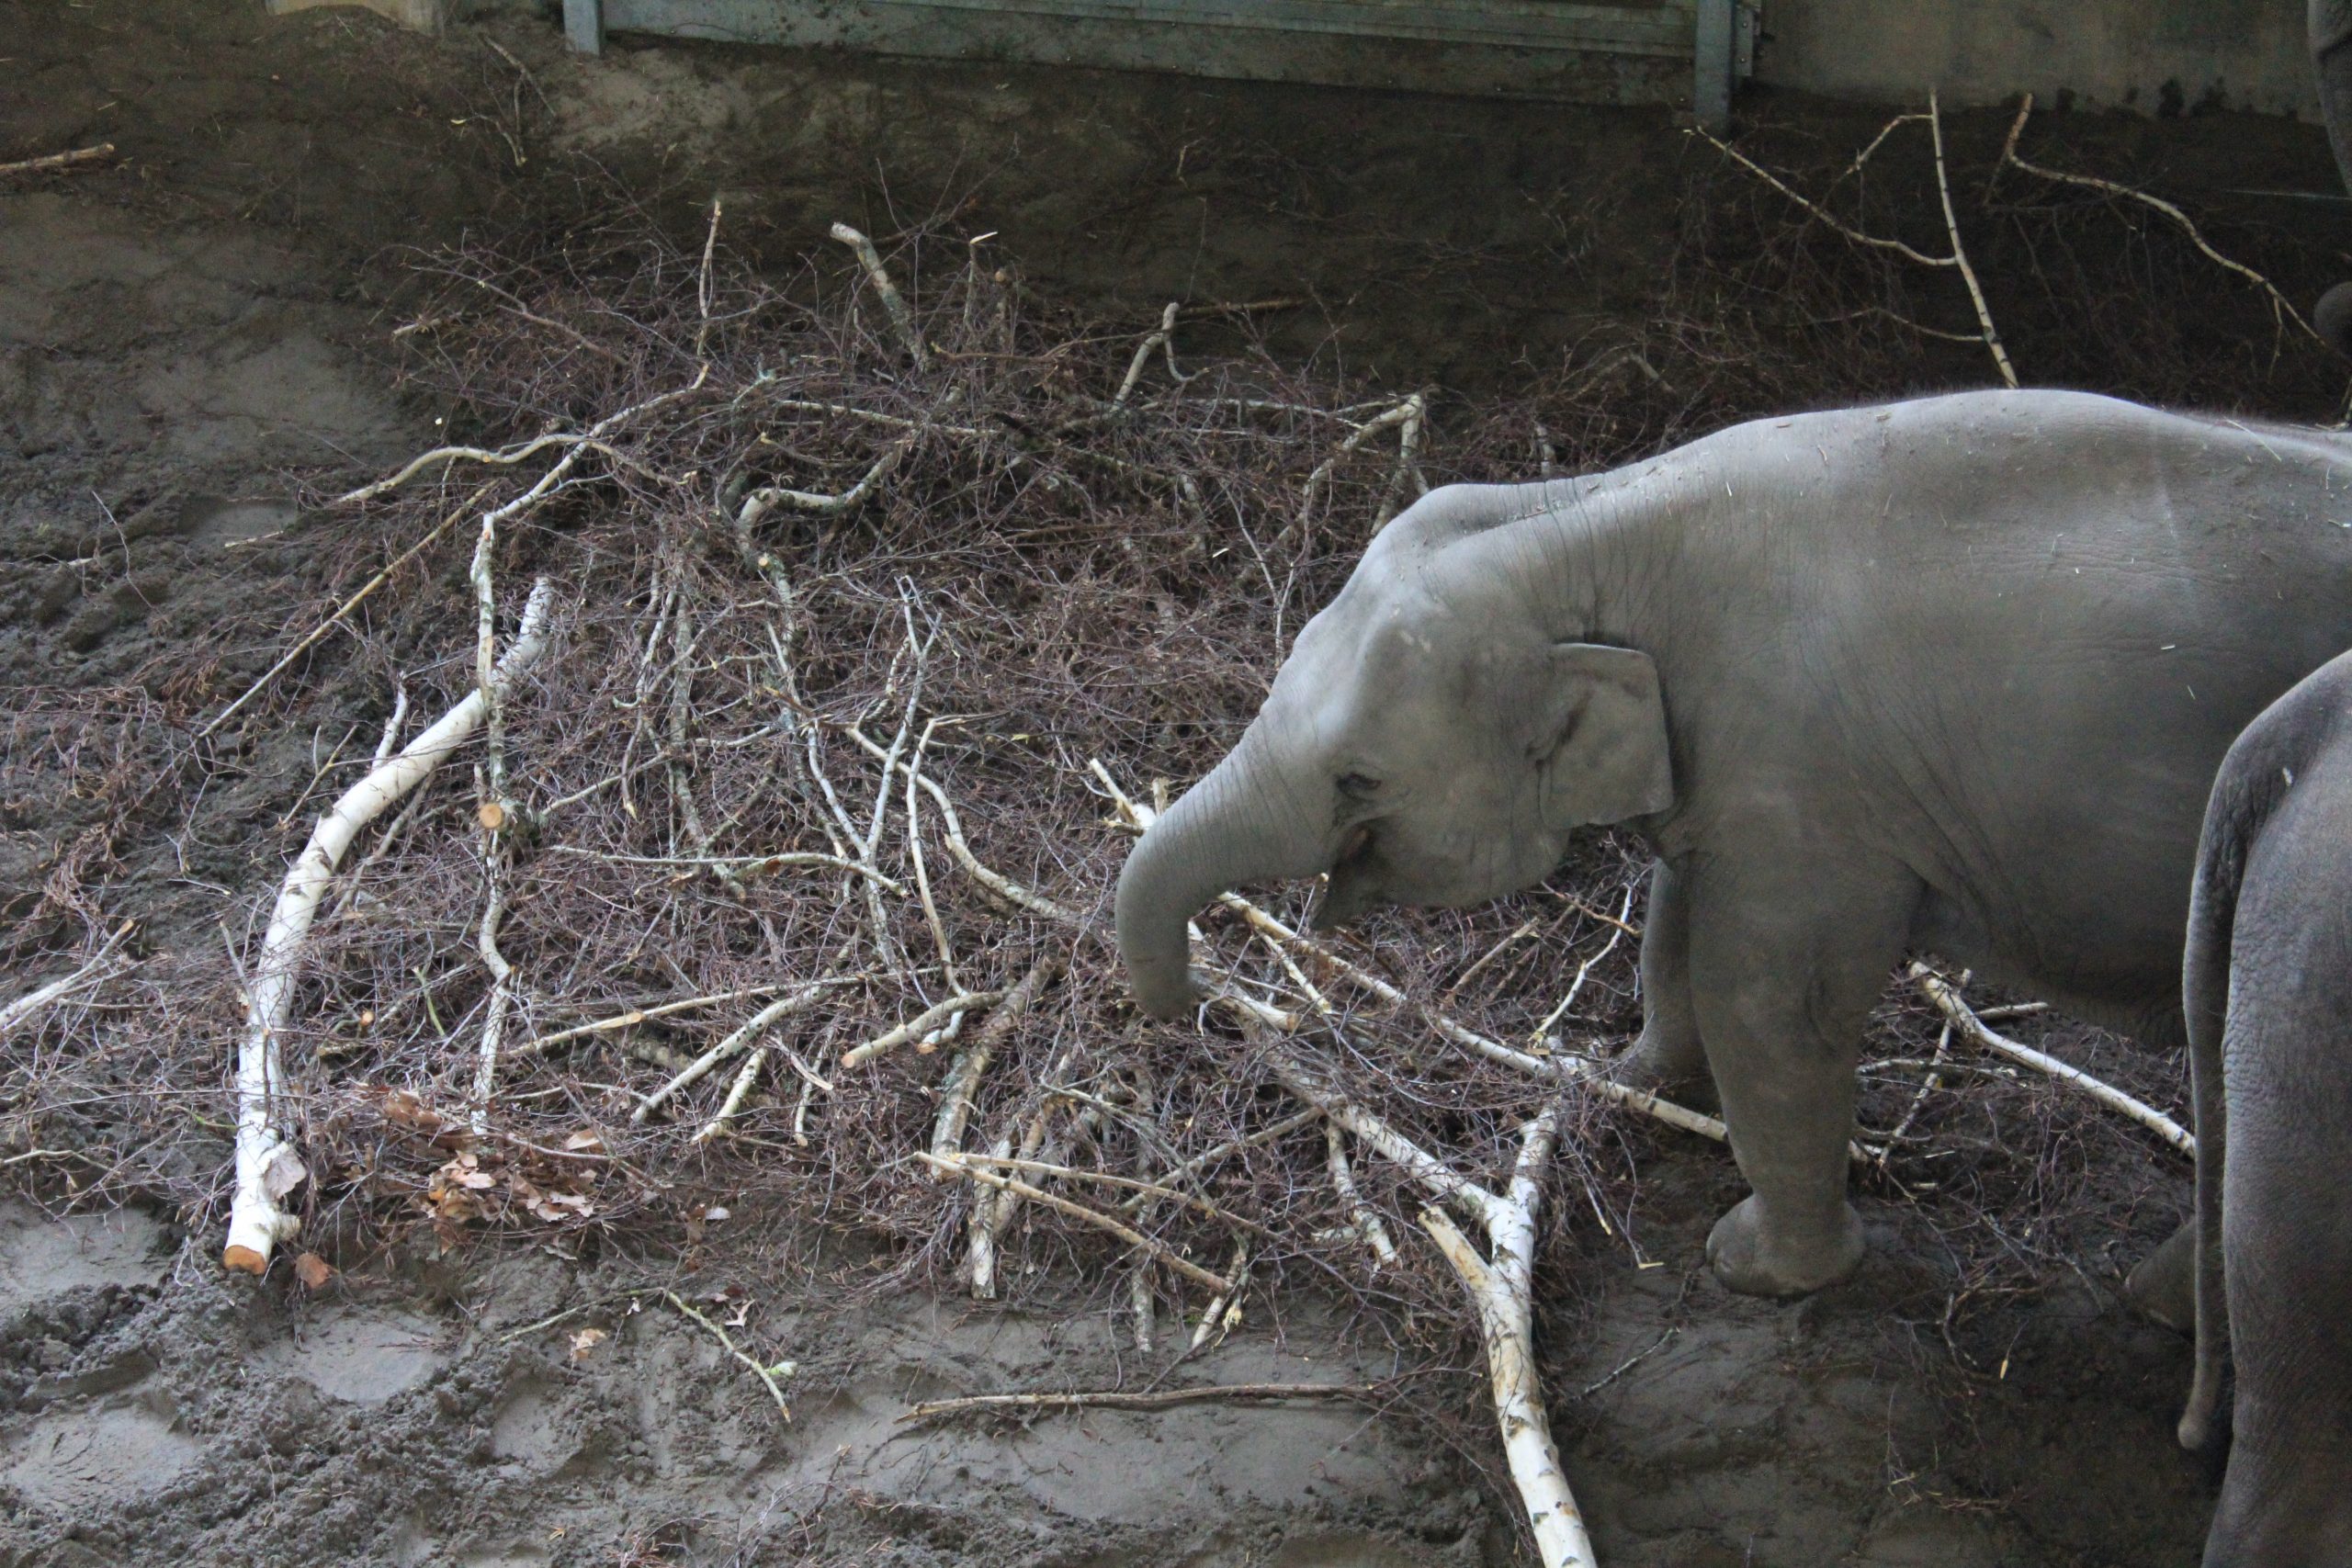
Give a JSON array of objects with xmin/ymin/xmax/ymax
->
[
  {"xmin": 1608, "ymin": 857, "xmax": 1716, "ymax": 1102},
  {"xmin": 1687, "ymin": 840, "xmax": 1923, "ymax": 1297}
]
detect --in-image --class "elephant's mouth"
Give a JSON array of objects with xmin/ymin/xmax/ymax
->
[{"xmin": 1317, "ymin": 822, "xmax": 1384, "ymax": 928}]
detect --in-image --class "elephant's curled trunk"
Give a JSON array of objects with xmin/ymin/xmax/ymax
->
[{"xmin": 1115, "ymin": 743, "xmax": 1328, "ymax": 1019}]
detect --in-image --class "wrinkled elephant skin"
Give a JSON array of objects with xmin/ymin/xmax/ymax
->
[
  {"xmin": 2174, "ymin": 649, "xmax": 2352, "ymax": 1567},
  {"xmin": 1114, "ymin": 389, "xmax": 2352, "ymax": 1300}
]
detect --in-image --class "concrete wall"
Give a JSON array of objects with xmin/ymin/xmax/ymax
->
[{"xmin": 1757, "ymin": 0, "xmax": 2319, "ymax": 116}]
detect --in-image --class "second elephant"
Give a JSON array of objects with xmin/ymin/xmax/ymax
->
[
  {"xmin": 2174, "ymin": 648, "xmax": 2352, "ymax": 1566},
  {"xmin": 1115, "ymin": 388, "xmax": 2352, "ymax": 1299}
]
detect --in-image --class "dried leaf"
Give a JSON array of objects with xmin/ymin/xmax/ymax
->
[
  {"xmin": 562, "ymin": 1129, "xmax": 605, "ymax": 1153},
  {"xmin": 293, "ymin": 1252, "xmax": 334, "ymax": 1290},
  {"xmin": 261, "ymin": 1145, "xmax": 309, "ymax": 1201},
  {"xmin": 568, "ymin": 1326, "xmax": 607, "ymax": 1364},
  {"xmin": 382, "ymin": 1090, "xmax": 445, "ymax": 1134}
]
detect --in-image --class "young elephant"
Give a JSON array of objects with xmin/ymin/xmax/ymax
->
[
  {"xmin": 2176, "ymin": 649, "xmax": 2352, "ymax": 1565},
  {"xmin": 1114, "ymin": 389, "xmax": 2352, "ymax": 1302}
]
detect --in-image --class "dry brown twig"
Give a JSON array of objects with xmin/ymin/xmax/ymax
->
[
  {"xmin": 1995, "ymin": 94, "xmax": 2321, "ymax": 346},
  {"xmin": 830, "ymin": 220, "xmax": 929, "ymax": 367},
  {"xmin": 1693, "ymin": 96, "xmax": 2018, "ymax": 388},
  {"xmin": 920, "ymin": 1152, "xmax": 1237, "ymax": 1295},
  {"xmin": 663, "ymin": 1291, "xmax": 796, "ymax": 1420},
  {"xmin": 1909, "ymin": 963, "xmax": 2193, "ymax": 1156},
  {"xmin": 899, "ymin": 1381, "xmax": 1375, "ymax": 1424},
  {"xmin": 0, "ymin": 919, "xmax": 136, "ymax": 1039},
  {"xmin": 0, "ymin": 142, "xmax": 115, "ymax": 177},
  {"xmin": 931, "ymin": 955, "xmax": 1062, "ymax": 1159}
]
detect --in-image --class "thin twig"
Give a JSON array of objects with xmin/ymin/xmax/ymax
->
[
  {"xmin": 629, "ymin": 980, "xmax": 841, "ymax": 1123},
  {"xmin": 663, "ymin": 1292, "xmax": 794, "ymax": 1420},
  {"xmin": 830, "ymin": 221, "xmax": 929, "ymax": 367},
  {"xmin": 0, "ymin": 143, "xmax": 115, "ymax": 176},
  {"xmin": 1910, "ymin": 963, "xmax": 2193, "ymax": 1156},
  {"xmin": 0, "ymin": 920, "xmax": 135, "ymax": 1038},
  {"xmin": 1996, "ymin": 93, "xmax": 2320, "ymax": 345},
  {"xmin": 920, "ymin": 1153, "xmax": 1237, "ymax": 1295},
  {"xmin": 839, "ymin": 989, "xmax": 1010, "ymax": 1071},
  {"xmin": 198, "ymin": 484, "xmax": 494, "ymax": 739},
  {"xmin": 899, "ymin": 1382, "xmax": 1378, "ymax": 1424},
  {"xmin": 1928, "ymin": 89, "xmax": 2018, "ymax": 387}
]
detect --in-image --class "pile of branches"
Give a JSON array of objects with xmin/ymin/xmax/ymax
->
[{"xmin": 0, "ymin": 116, "xmax": 2288, "ymax": 1555}]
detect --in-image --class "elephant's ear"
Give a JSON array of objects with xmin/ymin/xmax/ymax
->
[{"xmin": 1532, "ymin": 643, "xmax": 1673, "ymax": 829}]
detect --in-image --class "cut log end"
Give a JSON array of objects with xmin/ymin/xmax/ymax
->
[{"xmin": 222, "ymin": 1244, "xmax": 269, "ymax": 1274}]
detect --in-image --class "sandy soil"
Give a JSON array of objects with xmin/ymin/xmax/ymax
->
[{"xmin": 5, "ymin": 2, "xmax": 2346, "ymax": 1563}]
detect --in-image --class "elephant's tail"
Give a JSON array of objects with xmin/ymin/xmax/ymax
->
[{"xmin": 2177, "ymin": 766, "xmax": 2258, "ymax": 1455}]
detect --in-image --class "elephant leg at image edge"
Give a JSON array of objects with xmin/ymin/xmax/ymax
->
[
  {"xmin": 1689, "ymin": 845, "xmax": 1920, "ymax": 1297},
  {"xmin": 2312, "ymin": 0, "xmax": 2352, "ymax": 348},
  {"xmin": 1606, "ymin": 857, "xmax": 1717, "ymax": 1102}
]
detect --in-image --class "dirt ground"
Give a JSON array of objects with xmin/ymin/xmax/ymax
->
[{"xmin": 6, "ymin": 3, "xmax": 2352, "ymax": 1565}]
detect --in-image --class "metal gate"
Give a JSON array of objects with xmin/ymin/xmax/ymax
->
[{"xmin": 560, "ymin": 0, "xmax": 1749, "ymax": 119}]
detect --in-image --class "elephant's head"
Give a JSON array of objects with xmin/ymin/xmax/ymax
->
[{"xmin": 1114, "ymin": 493, "xmax": 1673, "ymax": 1019}]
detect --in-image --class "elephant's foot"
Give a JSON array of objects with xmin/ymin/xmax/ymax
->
[
  {"xmin": 1606, "ymin": 1022, "xmax": 1717, "ymax": 1110},
  {"xmin": 2124, "ymin": 1222, "xmax": 2197, "ymax": 1334},
  {"xmin": 1705, "ymin": 1196, "xmax": 1865, "ymax": 1298}
]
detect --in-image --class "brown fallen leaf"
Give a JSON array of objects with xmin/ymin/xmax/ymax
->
[
  {"xmin": 293, "ymin": 1252, "xmax": 334, "ymax": 1290},
  {"xmin": 568, "ymin": 1326, "xmax": 607, "ymax": 1364},
  {"xmin": 562, "ymin": 1129, "xmax": 605, "ymax": 1153},
  {"xmin": 382, "ymin": 1089, "xmax": 446, "ymax": 1134}
]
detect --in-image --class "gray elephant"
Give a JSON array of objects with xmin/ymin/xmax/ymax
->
[
  {"xmin": 1114, "ymin": 388, "xmax": 2352, "ymax": 1301},
  {"xmin": 2170, "ymin": 648, "xmax": 2352, "ymax": 1565}
]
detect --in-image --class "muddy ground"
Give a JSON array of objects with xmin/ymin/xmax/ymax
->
[{"xmin": 6, "ymin": 2, "xmax": 2352, "ymax": 1564}]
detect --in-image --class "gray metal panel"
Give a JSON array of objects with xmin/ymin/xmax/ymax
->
[
  {"xmin": 594, "ymin": 0, "xmax": 1698, "ymax": 101},
  {"xmin": 1692, "ymin": 0, "xmax": 1730, "ymax": 126},
  {"xmin": 565, "ymin": 0, "xmax": 605, "ymax": 51}
]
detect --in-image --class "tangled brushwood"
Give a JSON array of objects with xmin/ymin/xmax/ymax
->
[{"xmin": 8, "ymin": 103, "xmax": 2332, "ymax": 1555}]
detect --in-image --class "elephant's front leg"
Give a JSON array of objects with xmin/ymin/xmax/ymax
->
[
  {"xmin": 1607, "ymin": 858, "xmax": 1715, "ymax": 1099},
  {"xmin": 1688, "ymin": 846, "xmax": 1920, "ymax": 1297}
]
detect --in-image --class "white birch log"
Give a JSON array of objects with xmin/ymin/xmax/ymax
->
[
  {"xmin": 1419, "ymin": 1105, "xmax": 1598, "ymax": 1568},
  {"xmin": 223, "ymin": 579, "xmax": 556, "ymax": 1273}
]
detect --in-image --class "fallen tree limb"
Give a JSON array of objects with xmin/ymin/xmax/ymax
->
[
  {"xmin": 1265, "ymin": 1041, "xmax": 1595, "ymax": 1568},
  {"xmin": 225, "ymin": 580, "xmax": 556, "ymax": 1273},
  {"xmin": 899, "ymin": 1381, "xmax": 1378, "ymax": 1424},
  {"xmin": 1909, "ymin": 963, "xmax": 2193, "ymax": 1156},
  {"xmin": 1420, "ymin": 1117, "xmax": 1596, "ymax": 1568}
]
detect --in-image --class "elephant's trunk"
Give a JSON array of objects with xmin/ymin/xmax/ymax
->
[{"xmin": 1115, "ymin": 739, "xmax": 1329, "ymax": 1019}]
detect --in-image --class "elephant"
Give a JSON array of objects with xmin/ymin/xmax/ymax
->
[
  {"xmin": 2171, "ymin": 648, "xmax": 2352, "ymax": 1566},
  {"xmin": 1114, "ymin": 387, "xmax": 2352, "ymax": 1301}
]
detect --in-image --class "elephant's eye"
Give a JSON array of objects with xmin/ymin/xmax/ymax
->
[{"xmin": 1337, "ymin": 772, "xmax": 1382, "ymax": 800}]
